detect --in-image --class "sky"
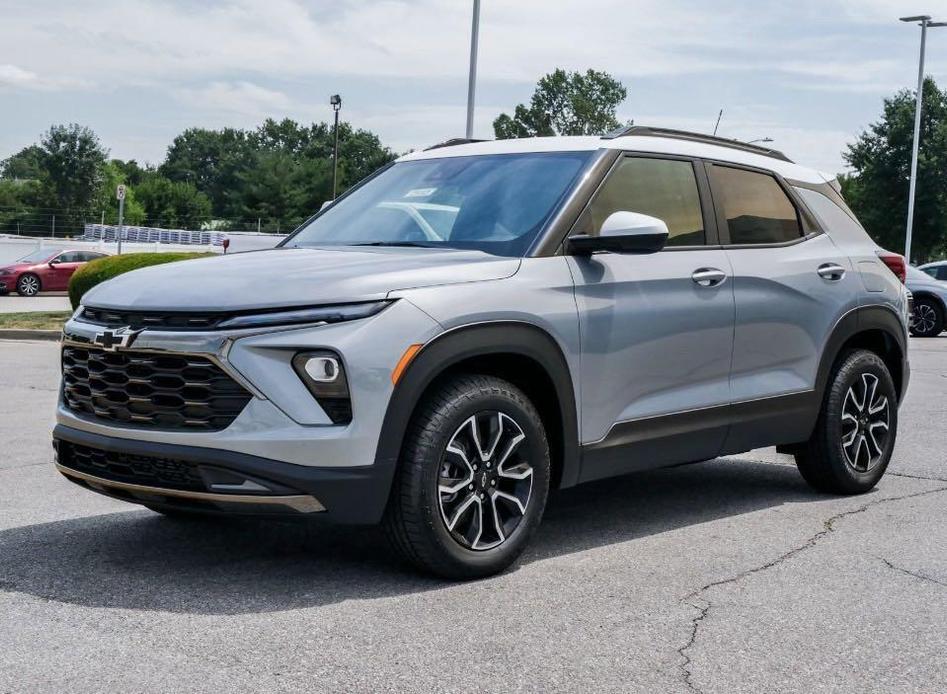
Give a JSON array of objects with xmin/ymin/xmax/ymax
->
[{"xmin": 1, "ymin": 0, "xmax": 945, "ymax": 175}]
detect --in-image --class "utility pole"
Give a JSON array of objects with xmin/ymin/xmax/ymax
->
[
  {"xmin": 51, "ymin": 215, "xmax": 55, "ymax": 238},
  {"xmin": 116, "ymin": 184, "xmax": 126, "ymax": 255},
  {"xmin": 330, "ymin": 94, "xmax": 342, "ymax": 199},
  {"xmin": 465, "ymin": 0, "xmax": 481, "ymax": 139},
  {"xmin": 900, "ymin": 14, "xmax": 946, "ymax": 263}
]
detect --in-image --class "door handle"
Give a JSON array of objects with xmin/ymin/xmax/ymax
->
[
  {"xmin": 691, "ymin": 268, "xmax": 727, "ymax": 287},
  {"xmin": 817, "ymin": 263, "xmax": 846, "ymax": 281}
]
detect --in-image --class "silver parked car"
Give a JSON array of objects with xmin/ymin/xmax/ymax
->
[
  {"xmin": 54, "ymin": 127, "xmax": 911, "ymax": 578},
  {"xmin": 908, "ymin": 262, "xmax": 947, "ymax": 337}
]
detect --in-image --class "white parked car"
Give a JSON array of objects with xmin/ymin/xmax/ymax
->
[{"xmin": 906, "ymin": 264, "xmax": 947, "ymax": 337}]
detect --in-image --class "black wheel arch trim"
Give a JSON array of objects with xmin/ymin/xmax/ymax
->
[
  {"xmin": 374, "ymin": 321, "xmax": 581, "ymax": 489},
  {"xmin": 815, "ymin": 304, "xmax": 908, "ymax": 404}
]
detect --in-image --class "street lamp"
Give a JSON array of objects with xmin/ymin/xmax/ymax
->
[
  {"xmin": 899, "ymin": 15, "xmax": 946, "ymax": 263},
  {"xmin": 465, "ymin": 0, "xmax": 481, "ymax": 138},
  {"xmin": 330, "ymin": 94, "xmax": 342, "ymax": 199}
]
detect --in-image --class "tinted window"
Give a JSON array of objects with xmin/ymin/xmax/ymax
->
[
  {"xmin": 576, "ymin": 157, "xmax": 705, "ymax": 246},
  {"xmin": 710, "ymin": 166, "xmax": 802, "ymax": 244},
  {"xmin": 288, "ymin": 152, "xmax": 593, "ymax": 257},
  {"xmin": 56, "ymin": 252, "xmax": 80, "ymax": 263},
  {"xmin": 921, "ymin": 267, "xmax": 938, "ymax": 278},
  {"xmin": 937, "ymin": 267, "xmax": 947, "ymax": 281}
]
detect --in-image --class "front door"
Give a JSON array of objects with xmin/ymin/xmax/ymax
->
[{"xmin": 567, "ymin": 154, "xmax": 735, "ymax": 482}]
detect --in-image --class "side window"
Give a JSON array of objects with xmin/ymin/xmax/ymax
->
[
  {"xmin": 56, "ymin": 252, "xmax": 78, "ymax": 263},
  {"xmin": 937, "ymin": 267, "xmax": 947, "ymax": 281},
  {"xmin": 576, "ymin": 156, "xmax": 706, "ymax": 247},
  {"xmin": 710, "ymin": 165, "xmax": 803, "ymax": 245},
  {"xmin": 921, "ymin": 267, "xmax": 938, "ymax": 278}
]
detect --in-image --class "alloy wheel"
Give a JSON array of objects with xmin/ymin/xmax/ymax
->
[
  {"xmin": 913, "ymin": 303, "xmax": 938, "ymax": 335},
  {"xmin": 840, "ymin": 372, "xmax": 890, "ymax": 472},
  {"xmin": 18, "ymin": 275, "xmax": 39, "ymax": 296},
  {"xmin": 437, "ymin": 411, "xmax": 533, "ymax": 551}
]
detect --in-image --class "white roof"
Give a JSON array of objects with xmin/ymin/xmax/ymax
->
[{"xmin": 399, "ymin": 134, "xmax": 830, "ymax": 185}]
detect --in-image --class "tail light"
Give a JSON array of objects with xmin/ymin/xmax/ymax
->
[{"xmin": 877, "ymin": 251, "xmax": 906, "ymax": 283}]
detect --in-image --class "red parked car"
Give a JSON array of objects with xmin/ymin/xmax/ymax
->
[{"xmin": 0, "ymin": 249, "xmax": 109, "ymax": 297}]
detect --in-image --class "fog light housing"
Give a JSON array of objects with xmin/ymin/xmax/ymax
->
[{"xmin": 292, "ymin": 350, "xmax": 352, "ymax": 424}]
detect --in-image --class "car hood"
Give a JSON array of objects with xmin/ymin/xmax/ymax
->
[
  {"xmin": 82, "ymin": 247, "xmax": 521, "ymax": 311},
  {"xmin": 0, "ymin": 263, "xmax": 32, "ymax": 273}
]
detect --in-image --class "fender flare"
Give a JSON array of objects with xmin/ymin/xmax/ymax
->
[
  {"xmin": 373, "ymin": 321, "xmax": 581, "ymax": 489},
  {"xmin": 815, "ymin": 304, "xmax": 908, "ymax": 403}
]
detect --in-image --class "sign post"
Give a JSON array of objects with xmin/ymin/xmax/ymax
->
[{"xmin": 116, "ymin": 184, "xmax": 126, "ymax": 255}]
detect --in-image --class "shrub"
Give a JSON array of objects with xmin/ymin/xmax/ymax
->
[{"xmin": 69, "ymin": 252, "xmax": 213, "ymax": 309}]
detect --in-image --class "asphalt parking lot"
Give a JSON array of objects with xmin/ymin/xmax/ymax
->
[{"xmin": 1, "ymin": 338, "xmax": 945, "ymax": 693}]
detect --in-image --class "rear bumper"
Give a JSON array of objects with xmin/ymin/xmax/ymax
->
[{"xmin": 53, "ymin": 424, "xmax": 396, "ymax": 524}]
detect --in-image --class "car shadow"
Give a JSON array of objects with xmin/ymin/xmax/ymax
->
[{"xmin": 0, "ymin": 457, "xmax": 827, "ymax": 615}]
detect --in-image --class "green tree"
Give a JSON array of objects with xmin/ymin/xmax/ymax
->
[
  {"xmin": 134, "ymin": 175, "xmax": 212, "ymax": 228},
  {"xmin": 0, "ymin": 145, "xmax": 45, "ymax": 181},
  {"xmin": 843, "ymin": 77, "xmax": 947, "ymax": 263},
  {"xmin": 160, "ymin": 127, "xmax": 254, "ymax": 218},
  {"xmin": 494, "ymin": 69, "xmax": 628, "ymax": 139},
  {"xmin": 91, "ymin": 160, "xmax": 146, "ymax": 226},
  {"xmin": 37, "ymin": 124, "xmax": 109, "ymax": 212}
]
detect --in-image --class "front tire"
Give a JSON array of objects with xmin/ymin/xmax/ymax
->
[
  {"xmin": 795, "ymin": 349, "xmax": 897, "ymax": 494},
  {"xmin": 910, "ymin": 297, "xmax": 944, "ymax": 337},
  {"xmin": 383, "ymin": 374, "xmax": 550, "ymax": 579},
  {"xmin": 16, "ymin": 273, "xmax": 41, "ymax": 297}
]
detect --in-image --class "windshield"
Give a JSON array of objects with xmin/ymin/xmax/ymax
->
[
  {"xmin": 15, "ymin": 250, "xmax": 56, "ymax": 264},
  {"xmin": 285, "ymin": 151, "xmax": 594, "ymax": 257}
]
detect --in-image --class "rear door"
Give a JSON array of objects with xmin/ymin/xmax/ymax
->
[
  {"xmin": 568, "ymin": 153, "xmax": 735, "ymax": 481},
  {"xmin": 706, "ymin": 163, "xmax": 858, "ymax": 453}
]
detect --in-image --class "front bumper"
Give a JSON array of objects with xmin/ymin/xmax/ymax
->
[{"xmin": 54, "ymin": 424, "xmax": 396, "ymax": 523}]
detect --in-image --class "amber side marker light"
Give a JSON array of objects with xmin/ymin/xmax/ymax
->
[{"xmin": 392, "ymin": 343, "xmax": 424, "ymax": 385}]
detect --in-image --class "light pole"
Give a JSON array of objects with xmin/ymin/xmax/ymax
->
[
  {"xmin": 465, "ymin": 0, "xmax": 481, "ymax": 139},
  {"xmin": 330, "ymin": 94, "xmax": 342, "ymax": 199},
  {"xmin": 899, "ymin": 15, "xmax": 946, "ymax": 263}
]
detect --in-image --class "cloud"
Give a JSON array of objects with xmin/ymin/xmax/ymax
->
[
  {"xmin": 172, "ymin": 81, "xmax": 293, "ymax": 118},
  {"xmin": 0, "ymin": 63, "xmax": 90, "ymax": 91}
]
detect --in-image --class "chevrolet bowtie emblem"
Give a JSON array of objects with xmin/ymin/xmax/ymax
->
[{"xmin": 93, "ymin": 327, "xmax": 142, "ymax": 352}]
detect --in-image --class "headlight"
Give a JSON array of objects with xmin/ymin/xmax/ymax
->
[
  {"xmin": 217, "ymin": 301, "xmax": 391, "ymax": 330},
  {"xmin": 292, "ymin": 350, "xmax": 352, "ymax": 424}
]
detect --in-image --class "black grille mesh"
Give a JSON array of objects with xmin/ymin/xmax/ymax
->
[
  {"xmin": 58, "ymin": 440, "xmax": 206, "ymax": 492},
  {"xmin": 62, "ymin": 346, "xmax": 252, "ymax": 430},
  {"xmin": 78, "ymin": 307, "xmax": 229, "ymax": 331}
]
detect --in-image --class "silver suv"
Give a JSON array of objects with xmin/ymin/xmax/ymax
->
[{"xmin": 54, "ymin": 127, "xmax": 911, "ymax": 578}]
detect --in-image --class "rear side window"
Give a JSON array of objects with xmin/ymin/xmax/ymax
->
[
  {"xmin": 710, "ymin": 165, "xmax": 802, "ymax": 245},
  {"xmin": 575, "ymin": 156, "xmax": 706, "ymax": 246}
]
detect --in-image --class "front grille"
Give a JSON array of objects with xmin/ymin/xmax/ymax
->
[
  {"xmin": 78, "ymin": 307, "xmax": 230, "ymax": 331},
  {"xmin": 57, "ymin": 440, "xmax": 205, "ymax": 492},
  {"xmin": 62, "ymin": 346, "xmax": 252, "ymax": 430}
]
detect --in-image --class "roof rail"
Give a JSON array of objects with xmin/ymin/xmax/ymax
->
[
  {"xmin": 424, "ymin": 137, "xmax": 490, "ymax": 151},
  {"xmin": 601, "ymin": 125, "xmax": 793, "ymax": 163}
]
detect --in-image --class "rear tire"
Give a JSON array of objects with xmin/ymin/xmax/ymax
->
[
  {"xmin": 16, "ymin": 273, "xmax": 41, "ymax": 297},
  {"xmin": 383, "ymin": 374, "xmax": 550, "ymax": 579},
  {"xmin": 910, "ymin": 297, "xmax": 944, "ymax": 337},
  {"xmin": 795, "ymin": 349, "xmax": 897, "ymax": 494}
]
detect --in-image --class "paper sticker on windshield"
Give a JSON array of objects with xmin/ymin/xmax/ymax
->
[{"xmin": 404, "ymin": 187, "xmax": 436, "ymax": 198}]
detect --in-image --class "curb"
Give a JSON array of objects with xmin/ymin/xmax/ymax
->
[{"xmin": 0, "ymin": 329, "xmax": 62, "ymax": 342}]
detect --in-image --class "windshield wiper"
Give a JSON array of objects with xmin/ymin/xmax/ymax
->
[{"xmin": 351, "ymin": 241, "xmax": 436, "ymax": 248}]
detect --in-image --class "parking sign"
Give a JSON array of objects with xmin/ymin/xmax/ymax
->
[{"xmin": 116, "ymin": 184, "xmax": 126, "ymax": 201}]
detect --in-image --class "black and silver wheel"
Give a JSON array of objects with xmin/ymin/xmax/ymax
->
[
  {"xmin": 795, "ymin": 349, "xmax": 898, "ymax": 494},
  {"xmin": 910, "ymin": 297, "xmax": 944, "ymax": 337},
  {"xmin": 16, "ymin": 273, "xmax": 41, "ymax": 297},
  {"xmin": 384, "ymin": 374, "xmax": 550, "ymax": 579}
]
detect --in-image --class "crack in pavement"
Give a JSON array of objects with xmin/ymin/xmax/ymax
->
[
  {"xmin": 675, "ymin": 484, "xmax": 947, "ymax": 694},
  {"xmin": 879, "ymin": 557, "xmax": 947, "ymax": 590},
  {"xmin": 888, "ymin": 471, "xmax": 947, "ymax": 482}
]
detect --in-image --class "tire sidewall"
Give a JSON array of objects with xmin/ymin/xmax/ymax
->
[
  {"xmin": 412, "ymin": 386, "xmax": 550, "ymax": 576},
  {"xmin": 911, "ymin": 298, "xmax": 943, "ymax": 337},
  {"xmin": 822, "ymin": 351, "xmax": 898, "ymax": 490},
  {"xmin": 17, "ymin": 274, "xmax": 40, "ymax": 297}
]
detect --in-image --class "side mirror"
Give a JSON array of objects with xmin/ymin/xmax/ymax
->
[
  {"xmin": 48, "ymin": 259, "xmax": 60, "ymax": 267},
  {"xmin": 567, "ymin": 211, "xmax": 669, "ymax": 255}
]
